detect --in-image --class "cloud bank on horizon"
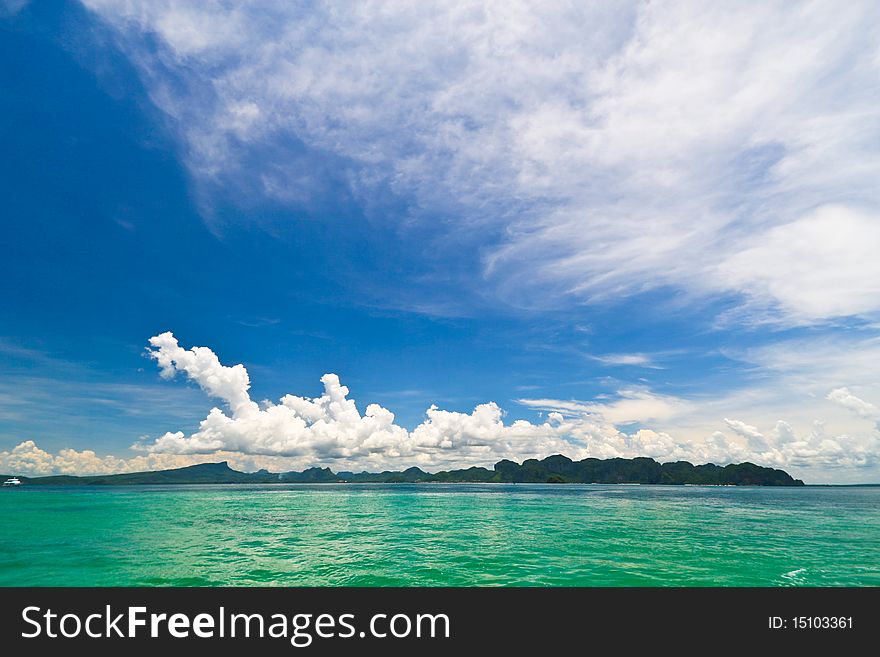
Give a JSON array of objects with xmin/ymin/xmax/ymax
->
[
  {"xmin": 3, "ymin": 333, "xmax": 877, "ymax": 477},
  {"xmin": 79, "ymin": 0, "xmax": 880, "ymax": 323}
]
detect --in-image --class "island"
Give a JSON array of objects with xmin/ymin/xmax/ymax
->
[{"xmin": 2, "ymin": 454, "xmax": 804, "ymax": 486}]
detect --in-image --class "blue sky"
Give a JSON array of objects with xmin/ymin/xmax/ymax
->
[{"xmin": 2, "ymin": 1, "xmax": 879, "ymax": 482}]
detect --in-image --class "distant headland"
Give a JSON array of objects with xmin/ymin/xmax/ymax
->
[{"xmin": 3, "ymin": 454, "xmax": 804, "ymax": 486}]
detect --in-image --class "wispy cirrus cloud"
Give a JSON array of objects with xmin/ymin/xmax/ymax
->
[
  {"xmin": 0, "ymin": 0, "xmax": 28, "ymax": 17},
  {"xmin": 587, "ymin": 353, "xmax": 660, "ymax": 368},
  {"xmin": 79, "ymin": 0, "xmax": 880, "ymax": 324},
  {"xmin": 517, "ymin": 388, "xmax": 693, "ymax": 425}
]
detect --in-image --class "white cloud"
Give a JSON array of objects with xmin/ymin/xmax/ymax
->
[
  {"xmin": 716, "ymin": 206, "xmax": 880, "ymax": 321},
  {"xmin": 140, "ymin": 333, "xmax": 587, "ymax": 469},
  {"xmin": 80, "ymin": 0, "xmax": 880, "ymax": 324},
  {"xmin": 827, "ymin": 387, "xmax": 879, "ymax": 418},
  {"xmin": 518, "ymin": 388, "xmax": 693, "ymax": 425},
  {"xmin": 0, "ymin": 439, "xmax": 231, "ymax": 476},
  {"xmin": 148, "ymin": 332, "xmax": 257, "ymax": 417},
  {"xmin": 828, "ymin": 387, "xmax": 880, "ymax": 430},
  {"xmin": 720, "ymin": 334, "xmax": 880, "ymax": 418},
  {"xmin": 3, "ymin": 332, "xmax": 879, "ymax": 480},
  {"xmin": 589, "ymin": 353, "xmax": 656, "ymax": 367},
  {"xmin": 138, "ymin": 333, "xmax": 880, "ymax": 475},
  {"xmin": 723, "ymin": 418, "xmax": 768, "ymax": 451},
  {"xmin": 0, "ymin": 440, "xmax": 54, "ymax": 475}
]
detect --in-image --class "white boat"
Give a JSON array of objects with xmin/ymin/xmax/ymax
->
[{"xmin": 2, "ymin": 477, "xmax": 21, "ymax": 486}]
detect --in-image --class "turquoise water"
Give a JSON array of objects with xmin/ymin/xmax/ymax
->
[{"xmin": 1, "ymin": 484, "xmax": 878, "ymax": 586}]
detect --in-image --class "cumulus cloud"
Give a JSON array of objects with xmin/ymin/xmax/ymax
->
[
  {"xmin": 828, "ymin": 387, "xmax": 880, "ymax": 430},
  {"xmin": 135, "ymin": 333, "xmax": 744, "ymax": 468},
  {"xmin": 0, "ymin": 439, "xmax": 244, "ymax": 477},
  {"xmin": 148, "ymin": 332, "xmax": 257, "ymax": 417},
  {"xmin": 3, "ymin": 333, "xmax": 878, "ymax": 477},
  {"xmin": 828, "ymin": 387, "xmax": 880, "ymax": 419},
  {"xmin": 723, "ymin": 418, "xmax": 768, "ymax": 452},
  {"xmin": 705, "ymin": 419, "xmax": 873, "ymax": 470},
  {"xmin": 80, "ymin": 1, "xmax": 880, "ymax": 323},
  {"xmin": 130, "ymin": 333, "xmax": 879, "ymax": 473},
  {"xmin": 0, "ymin": 439, "xmax": 378, "ymax": 477},
  {"xmin": 139, "ymin": 333, "xmax": 589, "ymax": 469}
]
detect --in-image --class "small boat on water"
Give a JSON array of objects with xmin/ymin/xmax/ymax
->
[{"xmin": 2, "ymin": 477, "xmax": 22, "ymax": 486}]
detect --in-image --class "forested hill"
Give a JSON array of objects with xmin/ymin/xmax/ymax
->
[{"xmin": 5, "ymin": 454, "xmax": 804, "ymax": 486}]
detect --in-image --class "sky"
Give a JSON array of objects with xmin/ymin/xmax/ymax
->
[{"xmin": 1, "ymin": 0, "xmax": 879, "ymax": 483}]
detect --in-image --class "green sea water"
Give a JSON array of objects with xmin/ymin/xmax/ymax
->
[{"xmin": 1, "ymin": 484, "xmax": 878, "ymax": 586}]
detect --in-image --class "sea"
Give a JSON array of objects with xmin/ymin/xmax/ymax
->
[{"xmin": 1, "ymin": 484, "xmax": 878, "ymax": 586}]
